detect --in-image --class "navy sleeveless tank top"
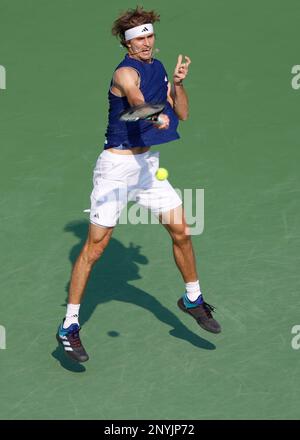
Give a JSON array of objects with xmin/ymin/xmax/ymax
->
[{"xmin": 104, "ymin": 54, "xmax": 180, "ymax": 149}]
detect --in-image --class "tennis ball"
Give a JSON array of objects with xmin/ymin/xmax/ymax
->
[{"xmin": 155, "ymin": 167, "xmax": 169, "ymax": 180}]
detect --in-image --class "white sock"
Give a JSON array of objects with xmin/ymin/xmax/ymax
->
[
  {"xmin": 63, "ymin": 303, "xmax": 80, "ymax": 328},
  {"xmin": 185, "ymin": 280, "xmax": 202, "ymax": 302}
]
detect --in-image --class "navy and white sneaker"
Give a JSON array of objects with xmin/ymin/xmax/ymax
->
[{"xmin": 56, "ymin": 321, "xmax": 89, "ymax": 363}]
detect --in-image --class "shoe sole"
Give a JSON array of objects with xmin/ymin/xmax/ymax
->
[
  {"xmin": 56, "ymin": 334, "xmax": 89, "ymax": 363},
  {"xmin": 177, "ymin": 299, "xmax": 221, "ymax": 334}
]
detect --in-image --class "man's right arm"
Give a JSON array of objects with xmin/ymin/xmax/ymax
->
[
  {"xmin": 113, "ymin": 67, "xmax": 144, "ymax": 106},
  {"xmin": 112, "ymin": 67, "xmax": 169, "ymax": 130}
]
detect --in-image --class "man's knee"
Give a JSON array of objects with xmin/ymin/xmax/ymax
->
[
  {"xmin": 83, "ymin": 228, "xmax": 113, "ymax": 264},
  {"xmin": 172, "ymin": 229, "xmax": 192, "ymax": 247}
]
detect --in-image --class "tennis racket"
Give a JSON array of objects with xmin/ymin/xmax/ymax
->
[{"xmin": 119, "ymin": 102, "xmax": 165, "ymax": 124}]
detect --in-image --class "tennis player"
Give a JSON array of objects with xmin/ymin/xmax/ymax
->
[{"xmin": 57, "ymin": 6, "xmax": 221, "ymax": 363}]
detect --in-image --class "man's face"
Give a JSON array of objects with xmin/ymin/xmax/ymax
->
[{"xmin": 127, "ymin": 33, "xmax": 155, "ymax": 62}]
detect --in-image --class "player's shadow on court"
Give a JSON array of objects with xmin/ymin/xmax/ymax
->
[{"xmin": 53, "ymin": 220, "xmax": 215, "ymax": 370}]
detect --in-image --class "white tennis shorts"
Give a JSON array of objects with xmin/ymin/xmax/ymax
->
[{"xmin": 90, "ymin": 149, "xmax": 182, "ymax": 228}]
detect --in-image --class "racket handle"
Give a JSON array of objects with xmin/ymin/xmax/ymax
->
[
  {"xmin": 156, "ymin": 115, "xmax": 164, "ymax": 125},
  {"xmin": 150, "ymin": 115, "xmax": 163, "ymax": 125}
]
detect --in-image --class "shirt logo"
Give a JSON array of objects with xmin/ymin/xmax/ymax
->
[{"xmin": 164, "ymin": 76, "xmax": 168, "ymax": 82}]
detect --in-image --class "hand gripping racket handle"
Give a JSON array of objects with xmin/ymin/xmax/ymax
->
[{"xmin": 149, "ymin": 114, "xmax": 164, "ymax": 125}]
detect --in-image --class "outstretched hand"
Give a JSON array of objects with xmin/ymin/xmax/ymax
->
[{"xmin": 173, "ymin": 55, "xmax": 191, "ymax": 85}]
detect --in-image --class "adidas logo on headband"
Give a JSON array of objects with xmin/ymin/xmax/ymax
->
[{"xmin": 125, "ymin": 23, "xmax": 154, "ymax": 41}]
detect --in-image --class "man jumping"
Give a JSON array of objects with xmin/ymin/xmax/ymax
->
[{"xmin": 57, "ymin": 6, "xmax": 221, "ymax": 363}]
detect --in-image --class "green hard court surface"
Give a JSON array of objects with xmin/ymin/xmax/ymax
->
[{"xmin": 0, "ymin": 0, "xmax": 300, "ymax": 420}]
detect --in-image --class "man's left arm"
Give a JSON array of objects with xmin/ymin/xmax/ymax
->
[{"xmin": 167, "ymin": 55, "xmax": 191, "ymax": 121}]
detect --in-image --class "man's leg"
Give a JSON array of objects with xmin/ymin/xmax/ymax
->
[
  {"xmin": 57, "ymin": 223, "xmax": 114, "ymax": 362},
  {"xmin": 68, "ymin": 223, "xmax": 114, "ymax": 305},
  {"xmin": 159, "ymin": 205, "xmax": 197, "ymax": 283},
  {"xmin": 160, "ymin": 205, "xmax": 221, "ymax": 334}
]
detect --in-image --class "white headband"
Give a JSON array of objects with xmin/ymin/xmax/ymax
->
[{"xmin": 124, "ymin": 23, "xmax": 154, "ymax": 41}]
